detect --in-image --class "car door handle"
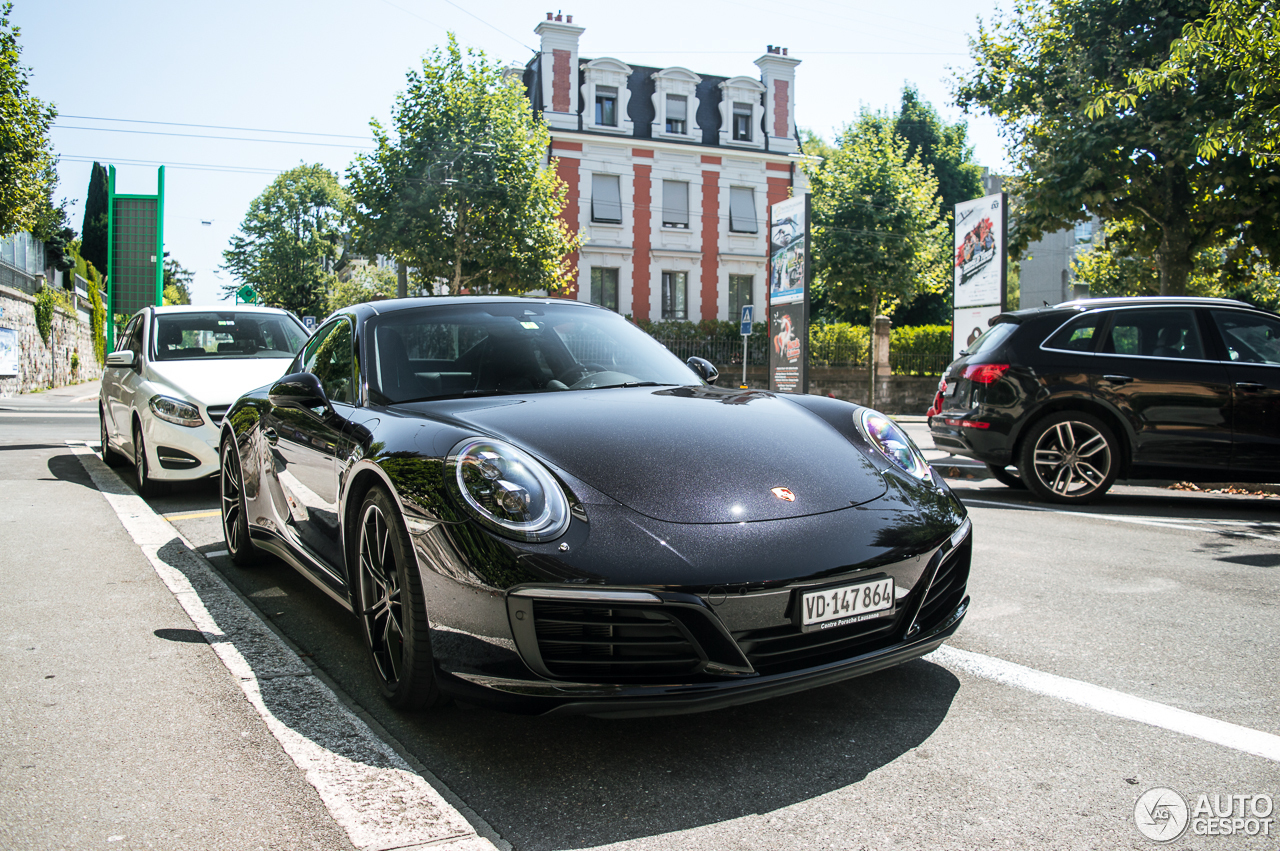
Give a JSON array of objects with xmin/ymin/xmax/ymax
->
[
  {"xmin": 1102, "ymin": 374, "xmax": 1133, "ymax": 385},
  {"xmin": 1235, "ymin": 382, "xmax": 1267, "ymax": 392},
  {"xmin": 263, "ymin": 427, "xmax": 278, "ymax": 446}
]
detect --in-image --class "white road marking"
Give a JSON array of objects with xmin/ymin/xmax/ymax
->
[
  {"xmin": 203, "ymin": 548, "xmax": 229, "ymax": 558},
  {"xmin": 931, "ymin": 645, "xmax": 1280, "ymax": 764},
  {"xmin": 67, "ymin": 442, "xmax": 500, "ymax": 851},
  {"xmin": 0, "ymin": 411, "xmax": 97, "ymax": 417},
  {"xmin": 962, "ymin": 498, "xmax": 1280, "ymax": 542}
]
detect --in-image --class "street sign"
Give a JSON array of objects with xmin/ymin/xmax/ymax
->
[
  {"xmin": 236, "ymin": 285, "xmax": 259, "ymax": 305},
  {"xmin": 302, "ymin": 316, "xmax": 317, "ymax": 330},
  {"xmin": 740, "ymin": 305, "xmax": 754, "ymax": 336}
]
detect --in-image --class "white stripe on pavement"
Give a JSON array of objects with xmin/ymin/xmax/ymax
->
[
  {"xmin": 67, "ymin": 442, "xmax": 501, "ymax": 851},
  {"xmin": 962, "ymin": 498, "xmax": 1280, "ymax": 543},
  {"xmin": 931, "ymin": 645, "xmax": 1280, "ymax": 764}
]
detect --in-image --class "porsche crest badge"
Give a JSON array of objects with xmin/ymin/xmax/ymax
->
[{"xmin": 771, "ymin": 487, "xmax": 796, "ymax": 502}]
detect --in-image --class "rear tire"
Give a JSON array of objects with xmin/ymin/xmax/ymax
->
[
  {"xmin": 354, "ymin": 486, "xmax": 444, "ymax": 710},
  {"xmin": 220, "ymin": 438, "xmax": 260, "ymax": 566},
  {"xmin": 1019, "ymin": 412, "xmax": 1119, "ymax": 504},
  {"xmin": 986, "ymin": 464, "xmax": 1025, "ymax": 489},
  {"xmin": 100, "ymin": 409, "xmax": 127, "ymax": 467}
]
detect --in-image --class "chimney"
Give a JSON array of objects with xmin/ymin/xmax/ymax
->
[
  {"xmin": 535, "ymin": 14, "xmax": 585, "ymax": 130},
  {"xmin": 755, "ymin": 48, "xmax": 801, "ymax": 154}
]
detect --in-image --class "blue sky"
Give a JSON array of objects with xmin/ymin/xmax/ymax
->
[{"xmin": 17, "ymin": 0, "xmax": 1013, "ymax": 306}]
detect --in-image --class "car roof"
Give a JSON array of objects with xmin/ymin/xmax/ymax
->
[
  {"xmin": 144, "ymin": 304, "xmax": 297, "ymax": 315},
  {"xmin": 360, "ymin": 296, "xmax": 611, "ymax": 314},
  {"xmin": 997, "ymin": 295, "xmax": 1269, "ymax": 324}
]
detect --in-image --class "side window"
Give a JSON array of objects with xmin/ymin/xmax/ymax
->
[
  {"xmin": 1102, "ymin": 308, "xmax": 1204, "ymax": 359},
  {"xmin": 302, "ymin": 319, "xmax": 356, "ymax": 405},
  {"xmin": 1212, "ymin": 310, "xmax": 1280, "ymax": 365},
  {"xmin": 127, "ymin": 316, "xmax": 146, "ymax": 358},
  {"xmin": 116, "ymin": 317, "xmax": 140, "ymax": 354},
  {"xmin": 1043, "ymin": 312, "xmax": 1105, "ymax": 352}
]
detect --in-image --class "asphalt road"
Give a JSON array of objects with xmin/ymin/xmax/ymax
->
[{"xmin": 5, "ymin": 390, "xmax": 1279, "ymax": 849}]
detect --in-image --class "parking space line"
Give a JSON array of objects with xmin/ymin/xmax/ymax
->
[
  {"xmin": 931, "ymin": 645, "xmax": 1280, "ymax": 764},
  {"xmin": 164, "ymin": 509, "xmax": 222, "ymax": 521},
  {"xmin": 66, "ymin": 442, "xmax": 501, "ymax": 851},
  {"xmin": 962, "ymin": 498, "xmax": 1280, "ymax": 542}
]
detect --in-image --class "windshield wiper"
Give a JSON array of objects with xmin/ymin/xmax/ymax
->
[{"xmin": 587, "ymin": 381, "xmax": 678, "ymax": 390}]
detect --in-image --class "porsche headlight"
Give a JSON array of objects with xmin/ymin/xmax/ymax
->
[
  {"xmin": 858, "ymin": 410, "xmax": 931, "ymax": 480},
  {"xmin": 446, "ymin": 438, "xmax": 570, "ymax": 542},
  {"xmin": 149, "ymin": 394, "xmax": 204, "ymax": 428}
]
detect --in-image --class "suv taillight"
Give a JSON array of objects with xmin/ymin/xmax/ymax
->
[{"xmin": 961, "ymin": 364, "xmax": 1009, "ymax": 384}]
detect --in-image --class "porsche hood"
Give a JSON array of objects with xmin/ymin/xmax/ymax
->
[{"xmin": 437, "ymin": 387, "xmax": 890, "ymax": 524}]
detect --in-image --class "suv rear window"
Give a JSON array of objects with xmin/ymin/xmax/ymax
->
[
  {"xmin": 1043, "ymin": 312, "xmax": 1105, "ymax": 352},
  {"xmin": 963, "ymin": 322, "xmax": 1016, "ymax": 357}
]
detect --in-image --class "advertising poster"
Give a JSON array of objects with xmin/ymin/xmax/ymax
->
[
  {"xmin": 952, "ymin": 304, "xmax": 1005, "ymax": 361},
  {"xmin": 953, "ymin": 192, "xmax": 1006, "ymax": 310},
  {"xmin": 0, "ymin": 327, "xmax": 17, "ymax": 377},
  {"xmin": 769, "ymin": 196, "xmax": 808, "ymax": 305},
  {"xmin": 769, "ymin": 302, "xmax": 806, "ymax": 393}
]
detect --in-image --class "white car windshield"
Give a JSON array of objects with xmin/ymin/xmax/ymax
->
[{"xmin": 152, "ymin": 312, "xmax": 308, "ymax": 361}]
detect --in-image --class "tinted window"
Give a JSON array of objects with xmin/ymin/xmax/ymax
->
[
  {"xmin": 302, "ymin": 319, "xmax": 356, "ymax": 405},
  {"xmin": 1212, "ymin": 310, "xmax": 1280, "ymax": 364},
  {"xmin": 1101, "ymin": 308, "xmax": 1204, "ymax": 359},
  {"xmin": 152, "ymin": 312, "xmax": 308, "ymax": 361},
  {"xmin": 1043, "ymin": 312, "xmax": 1105, "ymax": 352},
  {"xmin": 963, "ymin": 321, "xmax": 1016, "ymax": 356}
]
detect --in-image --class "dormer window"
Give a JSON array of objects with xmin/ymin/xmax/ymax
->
[
  {"xmin": 733, "ymin": 103, "xmax": 753, "ymax": 141},
  {"xmin": 666, "ymin": 95, "xmax": 687, "ymax": 134},
  {"xmin": 595, "ymin": 86, "xmax": 618, "ymax": 126}
]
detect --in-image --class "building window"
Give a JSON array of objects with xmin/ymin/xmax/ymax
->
[
  {"xmin": 595, "ymin": 86, "xmax": 618, "ymax": 127},
  {"xmin": 662, "ymin": 180, "xmax": 689, "ymax": 229},
  {"xmin": 590, "ymin": 267, "xmax": 619, "ymax": 312},
  {"xmin": 729, "ymin": 187, "xmax": 758, "ymax": 233},
  {"xmin": 662, "ymin": 271, "xmax": 688, "ymax": 320},
  {"xmin": 591, "ymin": 174, "xmax": 622, "ymax": 224},
  {"xmin": 729, "ymin": 275, "xmax": 753, "ymax": 322},
  {"xmin": 732, "ymin": 103, "xmax": 753, "ymax": 141},
  {"xmin": 665, "ymin": 94, "xmax": 687, "ymax": 134}
]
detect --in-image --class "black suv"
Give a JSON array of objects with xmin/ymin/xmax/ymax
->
[{"xmin": 929, "ymin": 297, "xmax": 1280, "ymax": 503}]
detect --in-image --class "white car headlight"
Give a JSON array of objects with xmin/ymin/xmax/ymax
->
[
  {"xmin": 858, "ymin": 409, "xmax": 931, "ymax": 480},
  {"xmin": 149, "ymin": 394, "xmax": 204, "ymax": 428},
  {"xmin": 446, "ymin": 438, "xmax": 570, "ymax": 542}
]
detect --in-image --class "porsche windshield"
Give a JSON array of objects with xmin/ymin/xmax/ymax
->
[
  {"xmin": 366, "ymin": 302, "xmax": 700, "ymax": 404},
  {"xmin": 152, "ymin": 312, "xmax": 308, "ymax": 361}
]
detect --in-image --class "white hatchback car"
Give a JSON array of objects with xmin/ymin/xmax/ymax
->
[{"xmin": 99, "ymin": 305, "xmax": 310, "ymax": 495}]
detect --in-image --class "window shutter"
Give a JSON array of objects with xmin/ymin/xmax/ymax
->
[
  {"xmin": 592, "ymin": 174, "xmax": 623, "ymax": 223},
  {"xmin": 666, "ymin": 94, "xmax": 687, "ymax": 121},
  {"xmin": 729, "ymin": 187, "xmax": 757, "ymax": 233},
  {"xmin": 662, "ymin": 180, "xmax": 689, "ymax": 226}
]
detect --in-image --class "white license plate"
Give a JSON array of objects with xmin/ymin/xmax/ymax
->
[
  {"xmin": 946, "ymin": 381, "xmax": 959, "ymax": 396},
  {"xmin": 798, "ymin": 577, "xmax": 895, "ymax": 632}
]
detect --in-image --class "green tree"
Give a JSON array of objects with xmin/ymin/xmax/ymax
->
[
  {"xmin": 80, "ymin": 162, "xmax": 109, "ymax": 274},
  {"xmin": 0, "ymin": 2, "xmax": 60, "ymax": 238},
  {"xmin": 347, "ymin": 35, "xmax": 578, "ymax": 296},
  {"xmin": 222, "ymin": 164, "xmax": 347, "ymax": 317},
  {"xmin": 162, "ymin": 257, "xmax": 193, "ymax": 305},
  {"xmin": 1120, "ymin": 0, "xmax": 1280, "ymax": 165},
  {"xmin": 805, "ymin": 116, "xmax": 949, "ymax": 404},
  {"xmin": 956, "ymin": 0, "xmax": 1280, "ymax": 296},
  {"xmin": 326, "ymin": 263, "xmax": 397, "ymax": 313}
]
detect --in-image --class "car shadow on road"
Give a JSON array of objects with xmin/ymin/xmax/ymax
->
[{"xmin": 416, "ymin": 661, "xmax": 960, "ymax": 850}]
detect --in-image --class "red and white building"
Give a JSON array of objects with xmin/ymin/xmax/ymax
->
[{"xmin": 522, "ymin": 13, "xmax": 806, "ymax": 322}]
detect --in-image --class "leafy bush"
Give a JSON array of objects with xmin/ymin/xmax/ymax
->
[{"xmin": 890, "ymin": 324, "xmax": 951, "ymax": 356}]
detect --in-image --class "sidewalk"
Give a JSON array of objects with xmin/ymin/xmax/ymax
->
[{"xmin": 0, "ymin": 441, "xmax": 357, "ymax": 850}]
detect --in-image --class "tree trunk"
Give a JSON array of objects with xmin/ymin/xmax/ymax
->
[
  {"xmin": 1154, "ymin": 167, "xmax": 1194, "ymax": 296},
  {"xmin": 867, "ymin": 286, "xmax": 879, "ymax": 409},
  {"xmin": 452, "ymin": 201, "xmax": 467, "ymax": 296}
]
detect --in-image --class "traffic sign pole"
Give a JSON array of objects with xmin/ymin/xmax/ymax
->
[{"xmin": 740, "ymin": 305, "xmax": 754, "ymax": 389}]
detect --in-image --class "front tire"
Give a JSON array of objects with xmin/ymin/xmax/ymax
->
[
  {"xmin": 220, "ymin": 438, "xmax": 260, "ymax": 566},
  {"xmin": 355, "ymin": 487, "xmax": 443, "ymax": 710},
  {"xmin": 986, "ymin": 464, "xmax": 1025, "ymax": 489},
  {"xmin": 1019, "ymin": 412, "xmax": 1119, "ymax": 504},
  {"xmin": 133, "ymin": 424, "xmax": 166, "ymax": 498}
]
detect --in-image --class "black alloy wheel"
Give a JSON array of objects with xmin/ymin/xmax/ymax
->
[
  {"xmin": 100, "ymin": 409, "xmax": 127, "ymax": 467},
  {"xmin": 132, "ymin": 423, "xmax": 165, "ymax": 498},
  {"xmin": 986, "ymin": 464, "xmax": 1025, "ymax": 489},
  {"xmin": 355, "ymin": 487, "xmax": 443, "ymax": 710},
  {"xmin": 220, "ymin": 439, "xmax": 259, "ymax": 566},
  {"xmin": 1019, "ymin": 412, "xmax": 1119, "ymax": 504}
]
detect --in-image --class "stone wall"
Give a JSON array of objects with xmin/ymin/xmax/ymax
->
[
  {"xmin": 733, "ymin": 366, "xmax": 939, "ymax": 416},
  {"xmin": 0, "ymin": 284, "xmax": 104, "ymax": 397}
]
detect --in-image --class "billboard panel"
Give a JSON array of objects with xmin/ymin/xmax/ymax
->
[
  {"xmin": 0, "ymin": 327, "xmax": 17, "ymax": 376},
  {"xmin": 952, "ymin": 304, "xmax": 1005, "ymax": 361},
  {"xmin": 769, "ymin": 301, "xmax": 806, "ymax": 393},
  {"xmin": 769, "ymin": 196, "xmax": 807, "ymax": 305},
  {"xmin": 953, "ymin": 192, "xmax": 1006, "ymax": 309}
]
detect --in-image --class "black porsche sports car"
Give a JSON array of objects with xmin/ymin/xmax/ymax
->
[{"xmin": 219, "ymin": 297, "xmax": 971, "ymax": 717}]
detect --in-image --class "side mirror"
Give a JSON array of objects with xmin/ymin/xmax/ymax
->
[
  {"xmin": 269, "ymin": 372, "xmax": 331, "ymax": 411},
  {"xmin": 106, "ymin": 350, "xmax": 136, "ymax": 369},
  {"xmin": 686, "ymin": 356, "xmax": 719, "ymax": 385}
]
